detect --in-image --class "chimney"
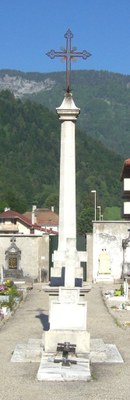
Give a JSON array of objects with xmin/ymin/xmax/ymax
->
[{"xmin": 32, "ymin": 205, "xmax": 37, "ymax": 225}]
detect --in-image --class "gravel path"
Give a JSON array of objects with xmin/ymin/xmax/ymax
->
[{"xmin": 0, "ymin": 282, "xmax": 130, "ymax": 400}]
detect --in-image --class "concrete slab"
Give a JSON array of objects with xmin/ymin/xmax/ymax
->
[
  {"xmin": 37, "ymin": 353, "xmax": 91, "ymax": 381},
  {"xmin": 11, "ymin": 344, "xmax": 27, "ymax": 362},
  {"xmin": 26, "ymin": 342, "xmax": 42, "ymax": 361},
  {"xmin": 11, "ymin": 337, "xmax": 123, "ymax": 367},
  {"xmin": 105, "ymin": 344, "xmax": 124, "ymax": 363},
  {"xmin": 90, "ymin": 339, "xmax": 124, "ymax": 363},
  {"xmin": 11, "ymin": 339, "xmax": 42, "ymax": 363}
]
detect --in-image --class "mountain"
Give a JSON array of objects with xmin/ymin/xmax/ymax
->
[
  {"xmin": 0, "ymin": 90, "xmax": 123, "ymax": 234},
  {"xmin": 0, "ymin": 71, "xmax": 55, "ymax": 97},
  {"xmin": 0, "ymin": 69, "xmax": 130, "ymax": 158}
]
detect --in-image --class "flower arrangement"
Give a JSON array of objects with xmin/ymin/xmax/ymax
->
[
  {"xmin": 0, "ymin": 279, "xmax": 20, "ymax": 314},
  {"xmin": 0, "ymin": 284, "xmax": 8, "ymax": 295},
  {"xmin": 114, "ymin": 285, "xmax": 124, "ymax": 296},
  {"xmin": 4, "ymin": 279, "xmax": 14, "ymax": 288}
]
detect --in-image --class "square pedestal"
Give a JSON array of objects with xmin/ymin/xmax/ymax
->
[
  {"xmin": 44, "ymin": 287, "xmax": 89, "ymax": 354},
  {"xmin": 49, "ymin": 287, "xmax": 87, "ymax": 331}
]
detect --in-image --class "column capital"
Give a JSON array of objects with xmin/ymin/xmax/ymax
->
[{"xmin": 56, "ymin": 92, "xmax": 80, "ymax": 121}]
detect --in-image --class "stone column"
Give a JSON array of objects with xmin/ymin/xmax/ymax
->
[
  {"xmin": 57, "ymin": 92, "xmax": 79, "ymax": 251},
  {"xmin": 52, "ymin": 92, "xmax": 82, "ymax": 285}
]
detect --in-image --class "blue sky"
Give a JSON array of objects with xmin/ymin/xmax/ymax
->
[{"xmin": 0, "ymin": 0, "xmax": 130, "ymax": 75}]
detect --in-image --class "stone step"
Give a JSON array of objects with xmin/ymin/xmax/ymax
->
[{"xmin": 37, "ymin": 352, "xmax": 91, "ymax": 381}]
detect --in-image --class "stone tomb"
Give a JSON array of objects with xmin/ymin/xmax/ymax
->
[
  {"xmin": 11, "ymin": 336, "xmax": 123, "ymax": 382},
  {"xmin": 44, "ymin": 287, "xmax": 90, "ymax": 354}
]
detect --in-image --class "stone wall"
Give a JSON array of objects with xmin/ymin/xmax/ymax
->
[
  {"xmin": 87, "ymin": 221, "xmax": 130, "ymax": 282},
  {"xmin": 86, "ymin": 233, "xmax": 93, "ymax": 282},
  {"xmin": 0, "ymin": 234, "xmax": 49, "ymax": 282}
]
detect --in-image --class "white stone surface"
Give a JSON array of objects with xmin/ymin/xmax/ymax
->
[
  {"xmin": 11, "ymin": 344, "xmax": 27, "ymax": 362},
  {"xmin": 59, "ymin": 287, "xmax": 80, "ymax": 303},
  {"xmin": 44, "ymin": 330, "xmax": 90, "ymax": 353},
  {"xmin": 56, "ymin": 94, "xmax": 79, "ymax": 253},
  {"xmin": 49, "ymin": 301, "xmax": 87, "ymax": 330},
  {"xmin": 37, "ymin": 353, "xmax": 91, "ymax": 381},
  {"xmin": 90, "ymin": 339, "xmax": 124, "ymax": 363},
  {"xmin": 64, "ymin": 241, "xmax": 80, "ymax": 287},
  {"xmin": 11, "ymin": 339, "xmax": 42, "ymax": 362},
  {"xmin": 52, "ymin": 93, "xmax": 83, "ymax": 282},
  {"xmin": 48, "ymin": 102, "xmax": 88, "ymax": 362},
  {"xmin": 11, "ymin": 337, "xmax": 123, "ymax": 374}
]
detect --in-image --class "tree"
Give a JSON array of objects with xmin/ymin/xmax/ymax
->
[
  {"xmin": 77, "ymin": 207, "xmax": 93, "ymax": 234},
  {"xmin": 44, "ymin": 193, "xmax": 59, "ymax": 213},
  {"xmin": 1, "ymin": 190, "xmax": 27, "ymax": 213}
]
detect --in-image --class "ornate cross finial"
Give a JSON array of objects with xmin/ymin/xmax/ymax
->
[{"xmin": 46, "ymin": 29, "xmax": 91, "ymax": 92}]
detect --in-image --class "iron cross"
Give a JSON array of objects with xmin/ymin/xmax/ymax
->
[{"xmin": 46, "ymin": 29, "xmax": 91, "ymax": 92}]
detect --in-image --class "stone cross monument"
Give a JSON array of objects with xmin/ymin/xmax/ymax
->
[
  {"xmin": 37, "ymin": 30, "xmax": 91, "ymax": 381},
  {"xmin": 47, "ymin": 29, "xmax": 91, "ymax": 287}
]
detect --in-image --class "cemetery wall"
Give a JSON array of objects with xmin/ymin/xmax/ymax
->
[
  {"xmin": 86, "ymin": 233, "xmax": 93, "ymax": 282},
  {"xmin": 0, "ymin": 234, "xmax": 49, "ymax": 281},
  {"xmin": 91, "ymin": 221, "xmax": 130, "ymax": 281}
]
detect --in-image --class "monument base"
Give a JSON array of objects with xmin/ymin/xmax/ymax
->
[
  {"xmin": 51, "ymin": 244, "xmax": 83, "ymax": 287},
  {"xmin": 37, "ymin": 351, "xmax": 91, "ymax": 381},
  {"xmin": 44, "ymin": 287, "xmax": 90, "ymax": 355},
  {"xmin": 44, "ymin": 330, "xmax": 90, "ymax": 354}
]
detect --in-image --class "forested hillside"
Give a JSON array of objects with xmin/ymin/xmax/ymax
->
[
  {"xmin": 0, "ymin": 90, "xmax": 123, "ymax": 232},
  {"xmin": 1, "ymin": 69, "xmax": 130, "ymax": 158},
  {"xmin": 31, "ymin": 70, "xmax": 130, "ymax": 158}
]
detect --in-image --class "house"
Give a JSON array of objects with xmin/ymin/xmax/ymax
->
[
  {"xmin": 23, "ymin": 205, "xmax": 59, "ymax": 234},
  {"xmin": 0, "ymin": 207, "xmax": 59, "ymax": 235},
  {"xmin": 0, "ymin": 208, "xmax": 32, "ymax": 234}
]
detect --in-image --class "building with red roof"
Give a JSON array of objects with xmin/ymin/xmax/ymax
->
[{"xmin": 0, "ymin": 207, "xmax": 59, "ymax": 235}]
